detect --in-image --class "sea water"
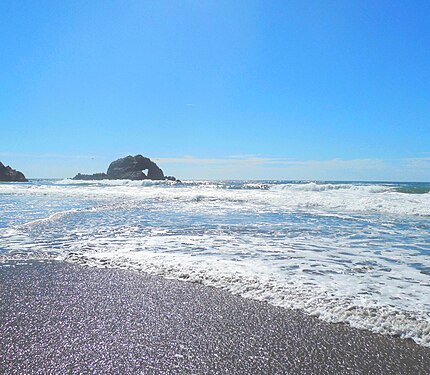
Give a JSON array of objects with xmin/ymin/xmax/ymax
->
[{"xmin": 1, "ymin": 179, "xmax": 429, "ymax": 347}]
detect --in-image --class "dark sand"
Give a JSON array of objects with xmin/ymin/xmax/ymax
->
[{"xmin": 1, "ymin": 261, "xmax": 429, "ymax": 374}]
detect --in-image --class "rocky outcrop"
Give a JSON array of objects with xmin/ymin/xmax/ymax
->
[
  {"xmin": 72, "ymin": 173, "xmax": 108, "ymax": 181},
  {"xmin": 73, "ymin": 155, "xmax": 176, "ymax": 181},
  {"xmin": 107, "ymin": 155, "xmax": 165, "ymax": 180},
  {"xmin": 0, "ymin": 162, "xmax": 28, "ymax": 182}
]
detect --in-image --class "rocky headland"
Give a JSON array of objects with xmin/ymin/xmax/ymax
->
[
  {"xmin": 73, "ymin": 155, "xmax": 177, "ymax": 181},
  {"xmin": 0, "ymin": 162, "xmax": 28, "ymax": 182}
]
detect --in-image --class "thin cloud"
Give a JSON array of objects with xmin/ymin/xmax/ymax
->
[
  {"xmin": 155, "ymin": 156, "xmax": 423, "ymax": 181},
  {"xmin": 156, "ymin": 155, "xmax": 387, "ymax": 169}
]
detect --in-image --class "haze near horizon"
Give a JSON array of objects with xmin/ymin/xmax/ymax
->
[{"xmin": 1, "ymin": 1, "xmax": 429, "ymax": 181}]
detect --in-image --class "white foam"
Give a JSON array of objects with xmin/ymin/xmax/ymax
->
[
  {"xmin": 19, "ymin": 209, "xmax": 86, "ymax": 228},
  {"xmin": 64, "ymin": 248, "xmax": 430, "ymax": 347},
  {"xmin": 1, "ymin": 181, "xmax": 428, "ymax": 217},
  {"xmin": 56, "ymin": 178, "xmax": 176, "ymax": 187},
  {"xmin": 270, "ymin": 182, "xmax": 391, "ymax": 193}
]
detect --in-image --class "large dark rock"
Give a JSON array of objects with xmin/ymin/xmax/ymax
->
[
  {"xmin": 107, "ymin": 155, "xmax": 165, "ymax": 180},
  {"xmin": 73, "ymin": 155, "xmax": 173, "ymax": 181},
  {"xmin": 0, "ymin": 162, "xmax": 28, "ymax": 182}
]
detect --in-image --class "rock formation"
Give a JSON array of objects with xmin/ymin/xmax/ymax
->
[
  {"xmin": 73, "ymin": 155, "xmax": 176, "ymax": 181},
  {"xmin": 107, "ymin": 155, "xmax": 165, "ymax": 180},
  {"xmin": 72, "ymin": 173, "xmax": 107, "ymax": 181},
  {"xmin": 0, "ymin": 162, "xmax": 28, "ymax": 182}
]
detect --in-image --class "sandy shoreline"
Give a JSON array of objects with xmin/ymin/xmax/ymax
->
[{"xmin": 1, "ymin": 261, "xmax": 429, "ymax": 374}]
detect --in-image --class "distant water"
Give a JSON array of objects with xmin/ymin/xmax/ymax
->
[{"xmin": 1, "ymin": 179, "xmax": 429, "ymax": 347}]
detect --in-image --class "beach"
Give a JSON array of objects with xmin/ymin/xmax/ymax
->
[
  {"xmin": 1, "ymin": 260, "xmax": 429, "ymax": 374},
  {"xmin": 2, "ymin": 1, "xmax": 430, "ymax": 371}
]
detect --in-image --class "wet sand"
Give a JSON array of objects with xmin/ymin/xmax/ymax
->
[{"xmin": 1, "ymin": 261, "xmax": 429, "ymax": 374}]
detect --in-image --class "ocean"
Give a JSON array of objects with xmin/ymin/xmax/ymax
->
[{"xmin": 1, "ymin": 179, "xmax": 429, "ymax": 347}]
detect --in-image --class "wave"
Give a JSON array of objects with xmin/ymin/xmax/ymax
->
[
  {"xmin": 270, "ymin": 182, "xmax": 392, "ymax": 193},
  {"xmin": 180, "ymin": 181, "xmax": 430, "ymax": 195},
  {"xmin": 19, "ymin": 208, "xmax": 95, "ymax": 229},
  {"xmin": 1, "ymin": 180, "xmax": 429, "ymax": 217},
  {"xmin": 5, "ymin": 242, "xmax": 427, "ymax": 348},
  {"xmin": 55, "ymin": 178, "xmax": 178, "ymax": 187},
  {"xmin": 394, "ymin": 186, "xmax": 430, "ymax": 194},
  {"xmin": 63, "ymin": 251, "xmax": 430, "ymax": 348}
]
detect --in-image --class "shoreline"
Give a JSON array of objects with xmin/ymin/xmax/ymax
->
[{"xmin": 1, "ymin": 260, "xmax": 429, "ymax": 374}]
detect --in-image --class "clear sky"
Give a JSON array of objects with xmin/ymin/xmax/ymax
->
[{"xmin": 1, "ymin": 0, "xmax": 429, "ymax": 180}]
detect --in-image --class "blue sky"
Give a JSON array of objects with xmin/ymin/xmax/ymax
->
[{"xmin": 1, "ymin": 0, "xmax": 429, "ymax": 180}]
